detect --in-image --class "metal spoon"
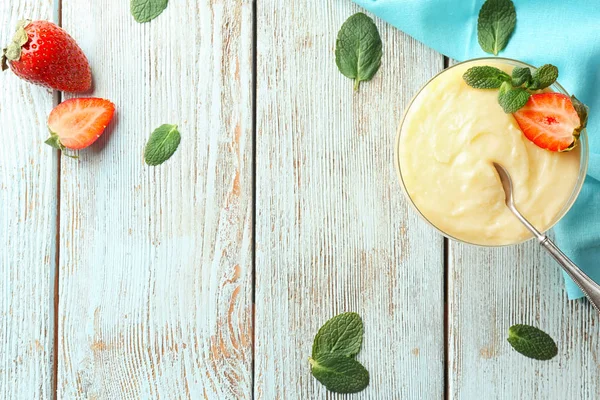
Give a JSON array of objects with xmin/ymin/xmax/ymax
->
[{"xmin": 493, "ymin": 162, "xmax": 600, "ymax": 312}]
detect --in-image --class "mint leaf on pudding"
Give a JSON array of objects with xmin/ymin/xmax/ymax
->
[
  {"xmin": 478, "ymin": 0, "xmax": 517, "ymax": 56},
  {"xmin": 463, "ymin": 66, "xmax": 511, "ymax": 89},
  {"xmin": 309, "ymin": 354, "xmax": 369, "ymax": 394},
  {"xmin": 335, "ymin": 13, "xmax": 382, "ymax": 91},
  {"xmin": 463, "ymin": 64, "xmax": 566, "ymax": 114},
  {"xmin": 507, "ymin": 324, "xmax": 558, "ymax": 361},
  {"xmin": 498, "ymin": 82, "xmax": 530, "ymax": 113},
  {"xmin": 528, "ymin": 64, "xmax": 559, "ymax": 90},
  {"xmin": 144, "ymin": 124, "xmax": 181, "ymax": 166},
  {"xmin": 511, "ymin": 66, "xmax": 532, "ymax": 87},
  {"xmin": 312, "ymin": 312, "xmax": 363, "ymax": 358},
  {"xmin": 131, "ymin": 0, "xmax": 168, "ymax": 23}
]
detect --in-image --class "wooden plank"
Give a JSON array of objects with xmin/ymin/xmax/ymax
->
[
  {"xmin": 449, "ymin": 242, "xmax": 600, "ymax": 399},
  {"xmin": 58, "ymin": 1, "xmax": 254, "ymax": 398},
  {"xmin": 0, "ymin": 1, "xmax": 57, "ymax": 399},
  {"xmin": 255, "ymin": 2, "xmax": 445, "ymax": 398},
  {"xmin": 448, "ymin": 57, "xmax": 600, "ymax": 399},
  {"xmin": 0, "ymin": 0, "xmax": 58, "ymax": 399}
]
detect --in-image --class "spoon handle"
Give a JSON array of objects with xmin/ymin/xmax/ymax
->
[{"xmin": 540, "ymin": 237, "xmax": 600, "ymax": 312}]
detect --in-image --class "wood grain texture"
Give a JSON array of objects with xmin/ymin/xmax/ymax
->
[
  {"xmin": 58, "ymin": 0, "xmax": 253, "ymax": 398},
  {"xmin": 449, "ymin": 242, "xmax": 600, "ymax": 399},
  {"xmin": 0, "ymin": 1, "xmax": 57, "ymax": 399},
  {"xmin": 448, "ymin": 58, "xmax": 600, "ymax": 399},
  {"xmin": 255, "ymin": 2, "xmax": 445, "ymax": 398}
]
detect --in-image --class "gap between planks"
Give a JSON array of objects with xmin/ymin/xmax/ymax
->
[
  {"xmin": 251, "ymin": 0, "xmax": 258, "ymax": 399},
  {"xmin": 442, "ymin": 55, "xmax": 450, "ymax": 400},
  {"xmin": 51, "ymin": 0, "xmax": 62, "ymax": 399}
]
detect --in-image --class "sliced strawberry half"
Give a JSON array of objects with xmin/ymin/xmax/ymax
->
[
  {"xmin": 46, "ymin": 98, "xmax": 115, "ymax": 151},
  {"xmin": 513, "ymin": 93, "xmax": 583, "ymax": 152}
]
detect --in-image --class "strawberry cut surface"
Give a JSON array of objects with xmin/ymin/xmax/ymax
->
[
  {"xmin": 513, "ymin": 93, "xmax": 581, "ymax": 152},
  {"xmin": 47, "ymin": 98, "xmax": 115, "ymax": 150}
]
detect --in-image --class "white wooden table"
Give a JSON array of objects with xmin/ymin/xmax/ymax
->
[{"xmin": 1, "ymin": 1, "xmax": 599, "ymax": 399}]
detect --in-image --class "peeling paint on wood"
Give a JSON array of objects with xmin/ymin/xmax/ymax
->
[
  {"xmin": 57, "ymin": 0, "xmax": 253, "ymax": 398},
  {"xmin": 0, "ymin": 1, "xmax": 56, "ymax": 399},
  {"xmin": 4, "ymin": 1, "xmax": 600, "ymax": 399},
  {"xmin": 254, "ymin": 2, "xmax": 445, "ymax": 398}
]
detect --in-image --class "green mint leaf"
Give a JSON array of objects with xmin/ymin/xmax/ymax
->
[
  {"xmin": 312, "ymin": 312, "xmax": 363, "ymax": 359},
  {"xmin": 477, "ymin": 0, "xmax": 517, "ymax": 56},
  {"xmin": 309, "ymin": 354, "xmax": 369, "ymax": 394},
  {"xmin": 507, "ymin": 324, "xmax": 558, "ymax": 361},
  {"xmin": 498, "ymin": 82, "xmax": 530, "ymax": 113},
  {"xmin": 131, "ymin": 0, "xmax": 168, "ymax": 23},
  {"xmin": 144, "ymin": 124, "xmax": 181, "ymax": 166},
  {"xmin": 528, "ymin": 64, "xmax": 559, "ymax": 90},
  {"xmin": 511, "ymin": 66, "xmax": 531, "ymax": 87},
  {"xmin": 571, "ymin": 95, "xmax": 589, "ymax": 131},
  {"xmin": 463, "ymin": 66, "xmax": 510, "ymax": 89},
  {"xmin": 335, "ymin": 13, "xmax": 382, "ymax": 91}
]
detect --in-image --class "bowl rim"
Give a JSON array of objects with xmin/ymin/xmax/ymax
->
[{"xmin": 394, "ymin": 57, "xmax": 590, "ymax": 247}]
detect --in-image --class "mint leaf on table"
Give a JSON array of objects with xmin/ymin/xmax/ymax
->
[
  {"xmin": 498, "ymin": 82, "xmax": 530, "ymax": 113},
  {"xmin": 477, "ymin": 0, "xmax": 517, "ymax": 56},
  {"xmin": 511, "ymin": 66, "xmax": 531, "ymax": 87},
  {"xmin": 144, "ymin": 124, "xmax": 181, "ymax": 166},
  {"xmin": 335, "ymin": 12, "xmax": 382, "ymax": 91},
  {"xmin": 312, "ymin": 312, "xmax": 363, "ymax": 358},
  {"xmin": 462, "ymin": 66, "xmax": 510, "ymax": 89},
  {"xmin": 131, "ymin": 0, "xmax": 169, "ymax": 23},
  {"xmin": 309, "ymin": 354, "xmax": 369, "ymax": 394},
  {"xmin": 507, "ymin": 324, "xmax": 558, "ymax": 361},
  {"xmin": 528, "ymin": 64, "xmax": 559, "ymax": 90},
  {"xmin": 310, "ymin": 312, "xmax": 369, "ymax": 394}
]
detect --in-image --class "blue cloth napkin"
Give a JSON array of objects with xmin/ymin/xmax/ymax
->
[{"xmin": 351, "ymin": 0, "xmax": 600, "ymax": 299}]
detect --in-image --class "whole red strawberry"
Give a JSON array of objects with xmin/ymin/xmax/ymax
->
[{"xmin": 1, "ymin": 20, "xmax": 91, "ymax": 92}]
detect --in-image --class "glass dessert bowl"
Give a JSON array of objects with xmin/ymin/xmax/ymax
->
[{"xmin": 395, "ymin": 58, "xmax": 589, "ymax": 246}]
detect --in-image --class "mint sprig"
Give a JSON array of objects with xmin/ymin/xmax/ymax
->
[
  {"xmin": 335, "ymin": 13, "xmax": 382, "ymax": 91},
  {"xmin": 310, "ymin": 312, "xmax": 369, "ymax": 394},
  {"xmin": 462, "ymin": 63, "xmax": 559, "ymax": 113},
  {"xmin": 507, "ymin": 324, "xmax": 558, "ymax": 361},
  {"xmin": 478, "ymin": 0, "xmax": 517, "ymax": 56}
]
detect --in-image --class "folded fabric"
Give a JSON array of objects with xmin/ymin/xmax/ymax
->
[{"xmin": 351, "ymin": 0, "xmax": 600, "ymax": 299}]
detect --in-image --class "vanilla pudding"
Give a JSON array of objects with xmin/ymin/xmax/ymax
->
[{"xmin": 397, "ymin": 59, "xmax": 584, "ymax": 246}]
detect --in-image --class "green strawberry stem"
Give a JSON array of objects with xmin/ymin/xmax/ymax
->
[
  {"xmin": 3, "ymin": 20, "xmax": 31, "ymax": 65},
  {"xmin": 44, "ymin": 133, "xmax": 78, "ymax": 159}
]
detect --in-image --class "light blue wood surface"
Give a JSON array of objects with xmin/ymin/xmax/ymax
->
[
  {"xmin": 0, "ymin": 1, "xmax": 56, "ymax": 398},
  {"xmin": 1, "ymin": 1, "xmax": 599, "ymax": 399}
]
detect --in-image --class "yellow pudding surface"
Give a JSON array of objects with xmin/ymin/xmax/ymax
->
[{"xmin": 398, "ymin": 60, "xmax": 581, "ymax": 245}]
